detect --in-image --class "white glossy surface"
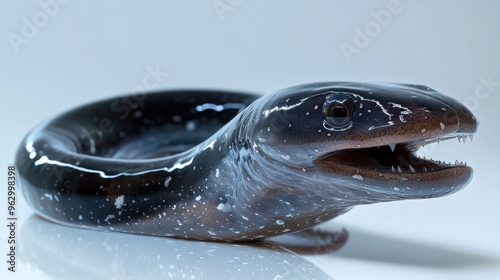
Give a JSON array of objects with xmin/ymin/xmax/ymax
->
[{"xmin": 1, "ymin": 1, "xmax": 499, "ymax": 279}]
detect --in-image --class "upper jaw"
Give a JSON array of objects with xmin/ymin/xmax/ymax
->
[{"xmin": 401, "ymin": 83, "xmax": 479, "ymax": 135}]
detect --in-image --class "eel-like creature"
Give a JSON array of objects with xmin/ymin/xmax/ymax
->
[{"xmin": 15, "ymin": 82, "xmax": 478, "ymax": 243}]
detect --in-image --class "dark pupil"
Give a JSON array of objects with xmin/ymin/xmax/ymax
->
[
  {"xmin": 323, "ymin": 93, "xmax": 355, "ymax": 129},
  {"xmin": 328, "ymin": 103, "xmax": 350, "ymax": 126},
  {"xmin": 332, "ymin": 104, "xmax": 347, "ymax": 118}
]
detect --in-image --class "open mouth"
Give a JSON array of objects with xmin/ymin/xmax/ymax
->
[{"xmin": 318, "ymin": 133, "xmax": 474, "ymax": 181}]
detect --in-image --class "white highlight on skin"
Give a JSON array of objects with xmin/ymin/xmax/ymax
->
[
  {"xmin": 164, "ymin": 176, "xmax": 172, "ymax": 187},
  {"xmin": 186, "ymin": 121, "xmax": 196, "ymax": 131},
  {"xmin": 353, "ymin": 93, "xmax": 397, "ymax": 130},
  {"xmin": 26, "ymin": 140, "xmax": 37, "ymax": 159},
  {"xmin": 388, "ymin": 102, "xmax": 412, "ymax": 115},
  {"xmin": 390, "ymin": 102, "xmax": 412, "ymax": 123},
  {"xmin": 104, "ymin": 214, "xmax": 115, "ymax": 222},
  {"xmin": 323, "ymin": 120, "xmax": 353, "ymax": 132},
  {"xmin": 352, "ymin": 174, "xmax": 363, "ymax": 181},
  {"xmin": 114, "ymin": 195, "xmax": 125, "ymax": 209},
  {"xmin": 352, "ymin": 93, "xmax": 393, "ymax": 119},
  {"xmin": 196, "ymin": 103, "xmax": 246, "ymax": 112},
  {"xmin": 203, "ymin": 139, "xmax": 217, "ymax": 150},
  {"xmin": 216, "ymin": 203, "xmax": 231, "ymax": 212},
  {"xmin": 34, "ymin": 156, "xmax": 194, "ymax": 178},
  {"xmin": 368, "ymin": 121, "xmax": 395, "ymax": 131},
  {"xmin": 262, "ymin": 92, "xmax": 325, "ymax": 117}
]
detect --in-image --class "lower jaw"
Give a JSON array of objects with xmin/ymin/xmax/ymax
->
[{"xmin": 314, "ymin": 157, "xmax": 473, "ymax": 199}]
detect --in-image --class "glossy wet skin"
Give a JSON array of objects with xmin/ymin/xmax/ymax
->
[
  {"xmin": 251, "ymin": 83, "xmax": 477, "ymax": 201},
  {"xmin": 15, "ymin": 82, "xmax": 478, "ymax": 241}
]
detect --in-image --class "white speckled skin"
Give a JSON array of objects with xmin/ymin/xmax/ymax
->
[{"xmin": 15, "ymin": 82, "xmax": 478, "ymax": 241}]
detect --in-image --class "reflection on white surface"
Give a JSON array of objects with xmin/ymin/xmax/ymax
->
[
  {"xmin": 335, "ymin": 226, "xmax": 496, "ymax": 268},
  {"xmin": 304, "ymin": 221, "xmax": 500, "ymax": 280},
  {"xmin": 20, "ymin": 215, "xmax": 332, "ymax": 280}
]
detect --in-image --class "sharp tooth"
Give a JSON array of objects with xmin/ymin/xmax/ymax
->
[
  {"xmin": 391, "ymin": 165, "xmax": 396, "ymax": 173},
  {"xmin": 457, "ymin": 137, "xmax": 461, "ymax": 143},
  {"xmin": 409, "ymin": 164, "xmax": 416, "ymax": 173},
  {"xmin": 469, "ymin": 135, "xmax": 474, "ymax": 142},
  {"xmin": 417, "ymin": 140, "xmax": 426, "ymax": 148},
  {"xmin": 397, "ymin": 166, "xmax": 402, "ymax": 173},
  {"xmin": 455, "ymin": 160, "xmax": 460, "ymax": 166},
  {"xmin": 422, "ymin": 166, "xmax": 427, "ymax": 172},
  {"xmin": 389, "ymin": 143, "xmax": 396, "ymax": 152},
  {"xmin": 462, "ymin": 136, "xmax": 467, "ymax": 143}
]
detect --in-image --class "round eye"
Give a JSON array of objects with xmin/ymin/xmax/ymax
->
[{"xmin": 323, "ymin": 94, "xmax": 355, "ymax": 129}]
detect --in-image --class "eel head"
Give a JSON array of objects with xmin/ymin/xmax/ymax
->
[{"xmin": 253, "ymin": 82, "xmax": 478, "ymax": 202}]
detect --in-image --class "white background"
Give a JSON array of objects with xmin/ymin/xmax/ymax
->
[{"xmin": 1, "ymin": 1, "xmax": 499, "ymax": 279}]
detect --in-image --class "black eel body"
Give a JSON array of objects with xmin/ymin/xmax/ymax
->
[{"xmin": 15, "ymin": 82, "xmax": 478, "ymax": 241}]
